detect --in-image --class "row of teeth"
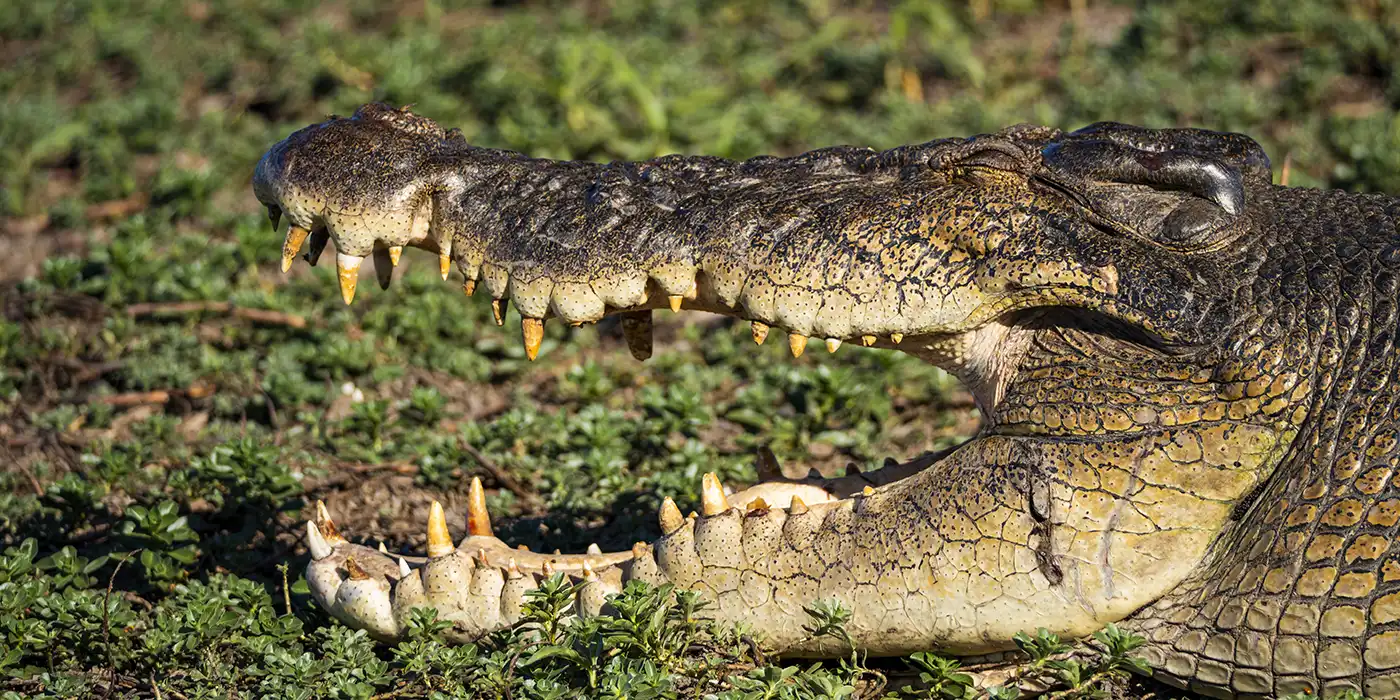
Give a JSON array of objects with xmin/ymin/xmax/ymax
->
[
  {"xmin": 270, "ymin": 214, "xmax": 907, "ymax": 362},
  {"xmin": 305, "ymin": 471, "xmax": 870, "ymax": 640},
  {"xmin": 306, "ymin": 472, "xmax": 867, "ymax": 568}
]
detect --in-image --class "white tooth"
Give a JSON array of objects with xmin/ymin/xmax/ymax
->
[
  {"xmin": 586, "ymin": 543, "xmax": 602, "ymax": 555},
  {"xmin": 307, "ymin": 521, "xmax": 333, "ymax": 560},
  {"xmin": 398, "ymin": 556, "xmax": 411, "ymax": 578}
]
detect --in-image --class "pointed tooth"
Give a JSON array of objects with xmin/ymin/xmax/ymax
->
[
  {"xmin": 891, "ymin": 333, "xmax": 904, "ymax": 344},
  {"xmin": 751, "ymin": 321, "xmax": 769, "ymax": 345},
  {"xmin": 788, "ymin": 332, "xmax": 808, "ymax": 358},
  {"xmin": 463, "ymin": 279, "xmax": 477, "ymax": 296},
  {"xmin": 474, "ymin": 549, "xmax": 490, "ymax": 568},
  {"xmin": 746, "ymin": 497, "xmax": 770, "ymax": 513},
  {"xmin": 788, "ymin": 496, "xmax": 809, "ymax": 515},
  {"xmin": 659, "ymin": 497, "xmax": 685, "ymax": 534},
  {"xmin": 378, "ymin": 542, "xmax": 389, "ymax": 554},
  {"xmin": 427, "ymin": 500, "xmax": 455, "ymax": 558},
  {"xmin": 389, "ymin": 246, "xmax": 403, "ymax": 266},
  {"xmin": 542, "ymin": 560, "xmax": 555, "ymax": 576},
  {"xmin": 862, "ymin": 485, "xmax": 876, "ymax": 496},
  {"xmin": 554, "ymin": 549, "xmax": 562, "ymax": 556},
  {"xmin": 517, "ymin": 543, "xmax": 530, "ymax": 551},
  {"xmin": 581, "ymin": 560, "xmax": 597, "ymax": 580},
  {"xmin": 586, "ymin": 543, "xmax": 602, "ymax": 555},
  {"xmin": 755, "ymin": 446, "xmax": 781, "ymax": 481},
  {"xmin": 861, "ymin": 335, "xmax": 877, "ymax": 347},
  {"xmin": 281, "ymin": 226, "xmax": 310, "ymax": 273},
  {"xmin": 307, "ymin": 521, "xmax": 333, "ymax": 560},
  {"xmin": 345, "ymin": 556, "xmax": 371, "ymax": 581},
  {"xmin": 336, "ymin": 253, "xmax": 363, "ymax": 305},
  {"xmin": 306, "ymin": 226, "xmax": 329, "ymax": 266},
  {"xmin": 315, "ymin": 500, "xmax": 346, "ymax": 543},
  {"xmin": 398, "ymin": 556, "xmax": 411, "ymax": 578},
  {"xmin": 372, "ymin": 247, "xmax": 394, "ymax": 290},
  {"xmin": 825, "ymin": 338, "xmax": 842, "ymax": 353},
  {"xmin": 507, "ymin": 558, "xmax": 521, "ymax": 577},
  {"xmin": 439, "ymin": 253, "xmax": 451, "ymax": 281},
  {"xmin": 701, "ymin": 472, "xmax": 729, "ymax": 516},
  {"xmin": 467, "ymin": 476, "xmax": 493, "ymax": 537},
  {"xmin": 620, "ymin": 310, "xmax": 653, "ymax": 361},
  {"xmin": 668, "ymin": 295, "xmax": 683, "ymax": 313},
  {"xmin": 267, "ymin": 206, "xmax": 282, "ymax": 232},
  {"xmin": 522, "ymin": 318, "xmax": 544, "ymax": 361},
  {"xmin": 492, "ymin": 299, "xmax": 505, "ymax": 326}
]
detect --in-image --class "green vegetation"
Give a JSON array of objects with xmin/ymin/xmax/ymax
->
[{"xmin": 2, "ymin": 0, "xmax": 1396, "ymax": 697}]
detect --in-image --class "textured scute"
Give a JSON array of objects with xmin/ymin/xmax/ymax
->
[{"xmin": 255, "ymin": 106, "xmax": 1400, "ymax": 698}]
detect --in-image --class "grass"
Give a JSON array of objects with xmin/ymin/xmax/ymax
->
[{"xmin": 1, "ymin": 0, "xmax": 1397, "ymax": 697}]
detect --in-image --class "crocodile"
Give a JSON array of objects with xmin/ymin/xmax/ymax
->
[{"xmin": 252, "ymin": 103, "xmax": 1400, "ymax": 698}]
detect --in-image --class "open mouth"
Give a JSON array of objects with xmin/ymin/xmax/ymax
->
[{"xmin": 256, "ymin": 104, "xmax": 1262, "ymax": 661}]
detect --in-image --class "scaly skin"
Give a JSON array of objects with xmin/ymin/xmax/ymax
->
[{"xmin": 254, "ymin": 103, "xmax": 1400, "ymax": 698}]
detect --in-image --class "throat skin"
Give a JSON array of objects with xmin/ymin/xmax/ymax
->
[{"xmin": 900, "ymin": 319, "xmax": 1033, "ymax": 420}]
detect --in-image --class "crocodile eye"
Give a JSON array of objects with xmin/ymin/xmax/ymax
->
[{"xmin": 1040, "ymin": 129, "xmax": 1255, "ymax": 250}]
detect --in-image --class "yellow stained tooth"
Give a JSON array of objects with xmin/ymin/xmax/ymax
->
[
  {"xmin": 281, "ymin": 226, "xmax": 310, "ymax": 273},
  {"xmin": 746, "ymin": 497, "xmax": 770, "ymax": 513},
  {"xmin": 345, "ymin": 556, "xmax": 371, "ymax": 581},
  {"xmin": 389, "ymin": 246, "xmax": 403, "ymax": 266},
  {"xmin": 336, "ymin": 253, "xmax": 363, "ymax": 305},
  {"xmin": 825, "ymin": 338, "xmax": 842, "ymax": 353},
  {"xmin": 752, "ymin": 321, "xmax": 769, "ymax": 345},
  {"xmin": 507, "ymin": 558, "xmax": 521, "ymax": 577},
  {"xmin": 542, "ymin": 560, "xmax": 555, "ymax": 576},
  {"xmin": 891, "ymin": 333, "xmax": 904, "ymax": 344},
  {"xmin": 517, "ymin": 543, "xmax": 530, "ymax": 551},
  {"xmin": 522, "ymin": 318, "xmax": 544, "ymax": 361},
  {"xmin": 659, "ymin": 497, "xmax": 684, "ymax": 534},
  {"xmin": 788, "ymin": 495, "xmax": 809, "ymax": 515},
  {"xmin": 315, "ymin": 500, "xmax": 346, "ymax": 543},
  {"xmin": 492, "ymin": 299, "xmax": 505, "ymax": 326},
  {"xmin": 467, "ymin": 476, "xmax": 493, "ymax": 537},
  {"xmin": 862, "ymin": 485, "xmax": 876, "ymax": 496},
  {"xmin": 582, "ymin": 560, "xmax": 597, "ymax": 580},
  {"xmin": 463, "ymin": 279, "xmax": 477, "ymax": 296},
  {"xmin": 439, "ymin": 253, "xmax": 451, "ymax": 281},
  {"xmin": 788, "ymin": 332, "xmax": 808, "ymax": 358},
  {"xmin": 861, "ymin": 335, "xmax": 876, "ymax": 347},
  {"xmin": 474, "ymin": 549, "xmax": 490, "ymax": 568},
  {"xmin": 701, "ymin": 472, "xmax": 729, "ymax": 515},
  {"xmin": 427, "ymin": 500, "xmax": 455, "ymax": 558},
  {"xmin": 668, "ymin": 295, "xmax": 683, "ymax": 312}
]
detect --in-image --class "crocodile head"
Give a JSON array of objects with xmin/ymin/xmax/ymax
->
[{"xmin": 254, "ymin": 104, "xmax": 1363, "ymax": 694}]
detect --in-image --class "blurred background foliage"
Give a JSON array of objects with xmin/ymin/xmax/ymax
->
[{"xmin": 1, "ymin": 1, "xmax": 1398, "ymax": 697}]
